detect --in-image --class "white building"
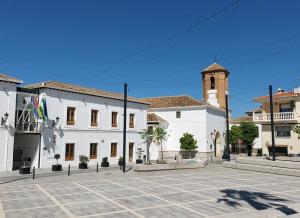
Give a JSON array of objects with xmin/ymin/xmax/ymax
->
[
  {"xmin": 0, "ymin": 74, "xmax": 23, "ymax": 172},
  {"xmin": 1, "ymin": 77, "xmax": 148, "ymax": 171},
  {"xmin": 142, "ymin": 63, "xmax": 229, "ymax": 161},
  {"xmin": 143, "ymin": 96, "xmax": 226, "ymax": 161}
]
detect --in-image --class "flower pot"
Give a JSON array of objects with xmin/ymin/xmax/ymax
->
[
  {"xmin": 101, "ymin": 161, "xmax": 109, "ymax": 167},
  {"xmin": 79, "ymin": 163, "xmax": 88, "ymax": 169},
  {"xmin": 52, "ymin": 164, "xmax": 62, "ymax": 171},
  {"xmin": 19, "ymin": 166, "xmax": 30, "ymax": 174},
  {"xmin": 136, "ymin": 159, "xmax": 143, "ymax": 164}
]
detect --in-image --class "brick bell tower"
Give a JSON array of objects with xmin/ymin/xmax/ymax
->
[{"xmin": 201, "ymin": 62, "xmax": 229, "ymax": 110}]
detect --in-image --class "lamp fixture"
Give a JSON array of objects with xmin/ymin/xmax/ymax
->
[{"xmin": 52, "ymin": 116, "xmax": 60, "ymax": 128}]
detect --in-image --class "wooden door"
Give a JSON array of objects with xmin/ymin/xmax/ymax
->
[
  {"xmin": 129, "ymin": 143, "xmax": 134, "ymax": 162},
  {"xmin": 65, "ymin": 143, "xmax": 75, "ymax": 161}
]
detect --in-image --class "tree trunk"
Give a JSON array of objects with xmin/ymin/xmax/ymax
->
[
  {"xmin": 147, "ymin": 141, "xmax": 150, "ymax": 164},
  {"xmin": 161, "ymin": 141, "xmax": 164, "ymax": 162}
]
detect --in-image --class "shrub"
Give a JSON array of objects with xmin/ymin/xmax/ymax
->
[
  {"xmin": 79, "ymin": 155, "xmax": 89, "ymax": 164},
  {"xmin": 54, "ymin": 154, "xmax": 60, "ymax": 165}
]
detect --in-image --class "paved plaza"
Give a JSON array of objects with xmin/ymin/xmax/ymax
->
[{"xmin": 1, "ymin": 164, "xmax": 300, "ymax": 217}]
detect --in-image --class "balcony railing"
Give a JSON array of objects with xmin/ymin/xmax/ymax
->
[
  {"xmin": 253, "ymin": 112, "xmax": 296, "ymax": 122},
  {"xmin": 16, "ymin": 121, "xmax": 41, "ymax": 133}
]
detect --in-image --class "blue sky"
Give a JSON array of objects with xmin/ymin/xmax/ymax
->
[{"xmin": 1, "ymin": 0, "xmax": 300, "ymax": 117}]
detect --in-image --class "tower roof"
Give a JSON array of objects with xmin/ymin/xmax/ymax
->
[{"xmin": 202, "ymin": 62, "xmax": 229, "ymax": 74}]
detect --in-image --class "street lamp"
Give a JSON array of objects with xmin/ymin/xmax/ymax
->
[
  {"xmin": 1, "ymin": 113, "xmax": 9, "ymax": 126},
  {"xmin": 52, "ymin": 116, "xmax": 60, "ymax": 128}
]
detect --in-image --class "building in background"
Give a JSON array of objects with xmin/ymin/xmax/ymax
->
[
  {"xmin": 253, "ymin": 88, "xmax": 300, "ymax": 156},
  {"xmin": 0, "ymin": 74, "xmax": 23, "ymax": 172},
  {"xmin": 142, "ymin": 63, "xmax": 228, "ymax": 161},
  {"xmin": 0, "ymin": 76, "xmax": 148, "ymax": 171}
]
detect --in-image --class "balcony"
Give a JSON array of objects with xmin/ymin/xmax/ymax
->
[{"xmin": 253, "ymin": 112, "xmax": 297, "ymax": 122}]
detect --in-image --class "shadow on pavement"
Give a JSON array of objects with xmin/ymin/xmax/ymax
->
[{"xmin": 218, "ymin": 189, "xmax": 298, "ymax": 216}]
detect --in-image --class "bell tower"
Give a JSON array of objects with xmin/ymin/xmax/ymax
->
[{"xmin": 201, "ymin": 62, "xmax": 229, "ymax": 110}]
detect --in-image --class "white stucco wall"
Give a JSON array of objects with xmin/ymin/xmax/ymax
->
[
  {"xmin": 0, "ymin": 81, "xmax": 18, "ymax": 171},
  {"xmin": 148, "ymin": 106, "xmax": 226, "ymax": 160},
  {"xmin": 206, "ymin": 107, "xmax": 226, "ymax": 155},
  {"xmin": 36, "ymin": 88, "xmax": 148, "ymax": 168}
]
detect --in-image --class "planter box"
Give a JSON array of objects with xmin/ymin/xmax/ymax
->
[
  {"xmin": 136, "ymin": 159, "xmax": 143, "ymax": 164},
  {"xmin": 101, "ymin": 162, "xmax": 109, "ymax": 167},
  {"xmin": 19, "ymin": 167, "xmax": 30, "ymax": 174},
  {"xmin": 79, "ymin": 163, "xmax": 88, "ymax": 169},
  {"xmin": 134, "ymin": 159, "xmax": 208, "ymax": 172},
  {"xmin": 52, "ymin": 164, "xmax": 62, "ymax": 171},
  {"xmin": 118, "ymin": 160, "xmax": 124, "ymax": 166}
]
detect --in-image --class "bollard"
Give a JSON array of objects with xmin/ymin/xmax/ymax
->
[
  {"xmin": 32, "ymin": 167, "xmax": 35, "ymax": 180},
  {"xmin": 96, "ymin": 162, "xmax": 99, "ymax": 173},
  {"xmin": 68, "ymin": 164, "xmax": 70, "ymax": 176}
]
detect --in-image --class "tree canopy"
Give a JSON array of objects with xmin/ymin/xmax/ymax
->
[{"xmin": 180, "ymin": 132, "xmax": 198, "ymax": 158}]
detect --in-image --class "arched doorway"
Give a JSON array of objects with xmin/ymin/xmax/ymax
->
[{"xmin": 215, "ymin": 131, "xmax": 222, "ymax": 157}]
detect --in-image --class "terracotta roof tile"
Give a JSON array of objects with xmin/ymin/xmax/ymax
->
[
  {"xmin": 26, "ymin": 81, "xmax": 148, "ymax": 104},
  {"xmin": 254, "ymin": 91, "xmax": 300, "ymax": 102},
  {"xmin": 141, "ymin": 95, "xmax": 205, "ymax": 108},
  {"xmin": 147, "ymin": 113, "xmax": 167, "ymax": 123},
  {"xmin": 202, "ymin": 62, "xmax": 228, "ymax": 73},
  {"xmin": 0, "ymin": 73, "xmax": 22, "ymax": 84}
]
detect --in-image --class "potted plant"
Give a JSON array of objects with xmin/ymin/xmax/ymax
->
[
  {"xmin": 78, "ymin": 155, "xmax": 89, "ymax": 169},
  {"xmin": 118, "ymin": 156, "xmax": 124, "ymax": 166},
  {"xmin": 19, "ymin": 159, "xmax": 30, "ymax": 174},
  {"xmin": 136, "ymin": 148, "xmax": 143, "ymax": 164},
  {"xmin": 101, "ymin": 156, "xmax": 109, "ymax": 167},
  {"xmin": 52, "ymin": 154, "xmax": 62, "ymax": 171}
]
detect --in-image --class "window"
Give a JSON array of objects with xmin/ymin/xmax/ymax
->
[
  {"xmin": 112, "ymin": 112, "xmax": 118, "ymax": 127},
  {"xmin": 90, "ymin": 143, "xmax": 97, "ymax": 159},
  {"xmin": 280, "ymin": 103, "xmax": 292, "ymax": 112},
  {"xmin": 129, "ymin": 113, "xmax": 135, "ymax": 128},
  {"xmin": 276, "ymin": 126, "xmax": 291, "ymax": 137},
  {"xmin": 91, "ymin": 110, "xmax": 99, "ymax": 127},
  {"xmin": 148, "ymin": 126, "xmax": 154, "ymax": 135},
  {"xmin": 176, "ymin": 111, "xmax": 181, "ymax": 118},
  {"xmin": 210, "ymin": 76, "xmax": 215, "ymax": 89},
  {"xmin": 67, "ymin": 107, "xmax": 76, "ymax": 125},
  {"xmin": 65, "ymin": 143, "xmax": 75, "ymax": 161},
  {"xmin": 111, "ymin": 143, "xmax": 117, "ymax": 157}
]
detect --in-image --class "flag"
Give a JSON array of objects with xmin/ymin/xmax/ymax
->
[
  {"xmin": 42, "ymin": 96, "xmax": 48, "ymax": 118},
  {"xmin": 31, "ymin": 96, "xmax": 39, "ymax": 118}
]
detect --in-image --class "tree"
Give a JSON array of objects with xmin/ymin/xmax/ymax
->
[
  {"xmin": 153, "ymin": 126, "xmax": 168, "ymax": 162},
  {"xmin": 179, "ymin": 132, "xmax": 198, "ymax": 159},
  {"xmin": 239, "ymin": 122, "xmax": 258, "ymax": 156},
  {"xmin": 229, "ymin": 125, "xmax": 243, "ymax": 153},
  {"xmin": 293, "ymin": 125, "xmax": 300, "ymax": 139},
  {"xmin": 139, "ymin": 128, "xmax": 154, "ymax": 163}
]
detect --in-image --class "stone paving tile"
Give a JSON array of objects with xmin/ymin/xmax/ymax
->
[
  {"xmin": 2, "ymin": 197, "xmax": 54, "ymax": 211},
  {"xmin": 64, "ymin": 200, "xmax": 124, "ymax": 216},
  {"xmin": 157, "ymin": 191, "xmax": 211, "ymax": 203},
  {"xmin": 101, "ymin": 189, "xmax": 145, "ymax": 199},
  {"xmin": 39, "ymin": 182, "xmax": 75, "ymax": 189},
  {"xmin": 184, "ymin": 200, "xmax": 247, "ymax": 216},
  {"xmin": 0, "ymin": 189, "xmax": 46, "ymax": 200},
  {"xmin": 5, "ymin": 206, "xmax": 69, "ymax": 218},
  {"xmin": 86, "ymin": 183, "xmax": 126, "ymax": 192},
  {"xmin": 172, "ymin": 183, "xmax": 216, "ymax": 191},
  {"xmin": 137, "ymin": 186, "xmax": 180, "ymax": 195},
  {"xmin": 0, "ymin": 185, "xmax": 37, "ymax": 193},
  {"xmin": 54, "ymin": 192, "xmax": 103, "ymax": 204},
  {"xmin": 45, "ymin": 186, "xmax": 88, "ymax": 196},
  {"xmin": 93, "ymin": 211, "xmax": 138, "ymax": 218},
  {"xmin": 114, "ymin": 196, "xmax": 168, "ymax": 209},
  {"xmin": 136, "ymin": 205, "xmax": 203, "ymax": 217}
]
